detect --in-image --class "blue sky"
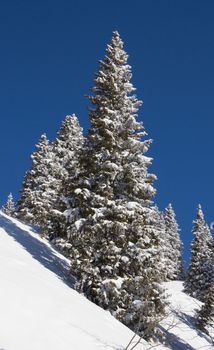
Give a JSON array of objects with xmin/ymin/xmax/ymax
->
[{"xmin": 0, "ymin": 0, "xmax": 214, "ymax": 263}]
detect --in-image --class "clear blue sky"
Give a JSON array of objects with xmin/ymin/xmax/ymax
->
[{"xmin": 0, "ymin": 0, "xmax": 214, "ymax": 263}]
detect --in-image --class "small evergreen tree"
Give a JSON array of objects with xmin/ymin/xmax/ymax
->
[
  {"xmin": 196, "ymin": 281, "xmax": 214, "ymax": 334},
  {"xmin": 65, "ymin": 31, "xmax": 167, "ymax": 339},
  {"xmin": 184, "ymin": 205, "xmax": 214, "ymax": 301},
  {"xmin": 2, "ymin": 193, "xmax": 15, "ymax": 217},
  {"xmin": 16, "ymin": 134, "xmax": 56, "ymax": 226},
  {"xmin": 163, "ymin": 203, "xmax": 183, "ymax": 280}
]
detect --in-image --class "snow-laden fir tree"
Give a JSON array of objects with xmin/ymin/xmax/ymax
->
[
  {"xmin": 163, "ymin": 203, "xmax": 183, "ymax": 280},
  {"xmin": 16, "ymin": 134, "xmax": 56, "ymax": 227},
  {"xmin": 196, "ymin": 281, "xmax": 214, "ymax": 334},
  {"xmin": 48, "ymin": 114, "xmax": 84, "ymax": 244},
  {"xmin": 2, "ymin": 193, "xmax": 15, "ymax": 217},
  {"xmin": 16, "ymin": 116, "xmax": 83, "ymax": 236},
  {"xmin": 65, "ymin": 31, "xmax": 167, "ymax": 339},
  {"xmin": 184, "ymin": 205, "xmax": 214, "ymax": 301}
]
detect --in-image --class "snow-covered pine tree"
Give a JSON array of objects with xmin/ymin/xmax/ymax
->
[
  {"xmin": 2, "ymin": 193, "xmax": 15, "ymax": 217},
  {"xmin": 16, "ymin": 134, "xmax": 56, "ymax": 227},
  {"xmin": 184, "ymin": 205, "xmax": 214, "ymax": 301},
  {"xmin": 120, "ymin": 205, "xmax": 167, "ymax": 339},
  {"xmin": 66, "ymin": 31, "xmax": 167, "ymax": 339},
  {"xmin": 163, "ymin": 203, "xmax": 183, "ymax": 280},
  {"xmin": 48, "ymin": 114, "xmax": 84, "ymax": 245},
  {"xmin": 196, "ymin": 281, "xmax": 214, "ymax": 334}
]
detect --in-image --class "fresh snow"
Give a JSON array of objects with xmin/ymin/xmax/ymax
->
[
  {"xmin": 0, "ymin": 211, "xmax": 213, "ymax": 350},
  {"xmin": 160, "ymin": 281, "xmax": 214, "ymax": 349},
  {"xmin": 0, "ymin": 211, "xmax": 142, "ymax": 350}
]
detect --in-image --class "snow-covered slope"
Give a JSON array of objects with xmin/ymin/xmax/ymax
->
[
  {"xmin": 0, "ymin": 211, "xmax": 141, "ymax": 350},
  {"xmin": 160, "ymin": 282, "xmax": 213, "ymax": 349},
  {"xmin": 0, "ymin": 212, "xmax": 213, "ymax": 350}
]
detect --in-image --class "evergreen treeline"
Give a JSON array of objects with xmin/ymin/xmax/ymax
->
[{"xmin": 9, "ymin": 31, "xmax": 214, "ymax": 338}]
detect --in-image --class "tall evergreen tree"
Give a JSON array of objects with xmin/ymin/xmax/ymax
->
[
  {"xmin": 16, "ymin": 134, "xmax": 56, "ymax": 227},
  {"xmin": 163, "ymin": 203, "xmax": 183, "ymax": 280},
  {"xmin": 2, "ymin": 193, "xmax": 15, "ymax": 217},
  {"xmin": 196, "ymin": 281, "xmax": 214, "ymax": 334},
  {"xmin": 65, "ymin": 31, "xmax": 166, "ymax": 339},
  {"xmin": 184, "ymin": 205, "xmax": 214, "ymax": 301}
]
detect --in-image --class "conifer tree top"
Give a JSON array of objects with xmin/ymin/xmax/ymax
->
[
  {"xmin": 196, "ymin": 204, "xmax": 204, "ymax": 220},
  {"xmin": 56, "ymin": 114, "xmax": 83, "ymax": 142},
  {"xmin": 32, "ymin": 133, "xmax": 49, "ymax": 156},
  {"xmin": 165, "ymin": 203, "xmax": 179, "ymax": 225},
  {"xmin": 166, "ymin": 203, "xmax": 174, "ymax": 213},
  {"xmin": 39, "ymin": 133, "xmax": 48, "ymax": 141},
  {"xmin": 34, "ymin": 134, "xmax": 49, "ymax": 151},
  {"xmin": 90, "ymin": 30, "xmax": 141, "ymax": 103},
  {"xmin": 88, "ymin": 31, "xmax": 146, "ymax": 150},
  {"xmin": 190, "ymin": 204, "xmax": 213, "ymax": 256},
  {"xmin": 192, "ymin": 204, "xmax": 208, "ymax": 236},
  {"xmin": 105, "ymin": 31, "xmax": 128, "ymax": 64},
  {"xmin": 8, "ymin": 192, "xmax": 13, "ymax": 200}
]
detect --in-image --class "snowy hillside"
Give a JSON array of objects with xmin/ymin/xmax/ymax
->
[
  {"xmin": 160, "ymin": 282, "xmax": 213, "ymax": 349},
  {"xmin": 0, "ymin": 211, "xmax": 213, "ymax": 350}
]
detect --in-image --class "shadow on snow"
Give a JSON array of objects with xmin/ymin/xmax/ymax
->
[{"xmin": 0, "ymin": 213, "xmax": 75, "ymax": 288}]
